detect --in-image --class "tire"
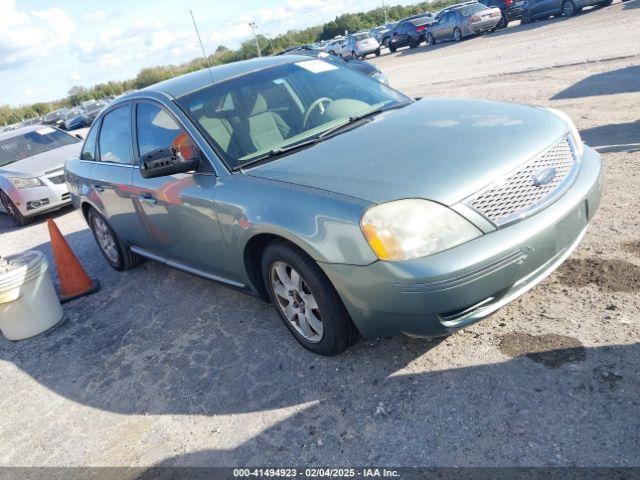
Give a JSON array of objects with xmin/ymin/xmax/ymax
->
[
  {"xmin": 389, "ymin": 44, "xmax": 397, "ymax": 53},
  {"xmin": 261, "ymin": 241, "xmax": 359, "ymax": 356},
  {"xmin": 409, "ymin": 40, "xmax": 418, "ymax": 49},
  {"xmin": 562, "ymin": 0, "xmax": 576, "ymax": 16},
  {"xmin": 375, "ymin": 48, "xmax": 381, "ymax": 56},
  {"xmin": 328, "ymin": 50, "xmax": 335, "ymax": 56},
  {"xmin": 351, "ymin": 51, "xmax": 358, "ymax": 60},
  {"xmin": 598, "ymin": 0, "xmax": 613, "ymax": 6},
  {"xmin": 521, "ymin": 9, "xmax": 532, "ymax": 24},
  {"xmin": 0, "ymin": 190, "xmax": 30, "ymax": 227},
  {"xmin": 453, "ymin": 27, "xmax": 463, "ymax": 42},
  {"xmin": 382, "ymin": 37, "xmax": 390, "ymax": 47},
  {"xmin": 427, "ymin": 32, "xmax": 436, "ymax": 45},
  {"xmin": 87, "ymin": 208, "xmax": 143, "ymax": 271},
  {"xmin": 496, "ymin": 13, "xmax": 509, "ymax": 30}
]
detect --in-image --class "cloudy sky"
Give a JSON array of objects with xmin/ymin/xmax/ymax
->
[{"xmin": 0, "ymin": 0, "xmax": 415, "ymax": 106}]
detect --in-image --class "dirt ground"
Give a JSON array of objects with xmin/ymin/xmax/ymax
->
[{"xmin": 0, "ymin": 0, "xmax": 639, "ymax": 468}]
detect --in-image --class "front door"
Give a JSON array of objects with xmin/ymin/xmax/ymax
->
[
  {"xmin": 92, "ymin": 102, "xmax": 153, "ymax": 248},
  {"xmin": 131, "ymin": 100, "xmax": 233, "ymax": 277}
]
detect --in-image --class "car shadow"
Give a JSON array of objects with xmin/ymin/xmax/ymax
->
[
  {"xmin": 623, "ymin": 0, "xmax": 639, "ymax": 9},
  {"xmin": 552, "ymin": 65, "xmax": 640, "ymax": 100},
  {"xmin": 580, "ymin": 120, "xmax": 640, "ymax": 154},
  {"xmin": 137, "ymin": 343, "xmax": 638, "ymax": 465}
]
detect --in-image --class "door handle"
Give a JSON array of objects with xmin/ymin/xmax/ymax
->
[
  {"xmin": 138, "ymin": 194, "xmax": 157, "ymax": 205},
  {"xmin": 93, "ymin": 184, "xmax": 105, "ymax": 192}
]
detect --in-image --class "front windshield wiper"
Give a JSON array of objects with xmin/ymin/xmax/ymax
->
[
  {"xmin": 317, "ymin": 99, "xmax": 413, "ymax": 139},
  {"xmin": 239, "ymin": 99, "xmax": 413, "ymax": 170}
]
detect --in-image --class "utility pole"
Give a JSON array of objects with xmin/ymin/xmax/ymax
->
[
  {"xmin": 249, "ymin": 21, "xmax": 261, "ymax": 57},
  {"xmin": 382, "ymin": 0, "xmax": 389, "ymax": 23}
]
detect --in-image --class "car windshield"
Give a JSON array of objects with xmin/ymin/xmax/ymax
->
[
  {"xmin": 0, "ymin": 127, "xmax": 79, "ymax": 166},
  {"xmin": 178, "ymin": 60, "xmax": 408, "ymax": 169},
  {"xmin": 460, "ymin": 3, "xmax": 487, "ymax": 14},
  {"xmin": 354, "ymin": 33, "xmax": 371, "ymax": 40}
]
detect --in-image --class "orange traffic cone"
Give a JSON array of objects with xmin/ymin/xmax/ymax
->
[{"xmin": 47, "ymin": 219, "xmax": 100, "ymax": 303}]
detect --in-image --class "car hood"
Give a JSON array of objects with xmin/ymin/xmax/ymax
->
[
  {"xmin": 246, "ymin": 98, "xmax": 568, "ymax": 206},
  {"xmin": 0, "ymin": 143, "xmax": 81, "ymax": 178}
]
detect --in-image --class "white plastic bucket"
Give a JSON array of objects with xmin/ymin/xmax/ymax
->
[{"xmin": 0, "ymin": 251, "xmax": 63, "ymax": 340}]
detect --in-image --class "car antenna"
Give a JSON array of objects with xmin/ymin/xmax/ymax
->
[{"xmin": 189, "ymin": 10, "xmax": 215, "ymax": 84}]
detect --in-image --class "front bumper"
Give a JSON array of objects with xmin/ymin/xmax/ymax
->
[
  {"xmin": 5, "ymin": 175, "xmax": 71, "ymax": 217},
  {"xmin": 320, "ymin": 146, "xmax": 603, "ymax": 339}
]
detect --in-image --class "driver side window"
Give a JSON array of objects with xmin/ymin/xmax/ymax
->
[{"xmin": 136, "ymin": 102, "xmax": 195, "ymax": 161}]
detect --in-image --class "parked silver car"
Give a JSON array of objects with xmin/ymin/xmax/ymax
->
[
  {"xmin": 0, "ymin": 126, "xmax": 81, "ymax": 226},
  {"xmin": 341, "ymin": 32, "xmax": 381, "ymax": 59},
  {"xmin": 427, "ymin": 1, "xmax": 502, "ymax": 44},
  {"xmin": 323, "ymin": 38, "xmax": 345, "ymax": 56}
]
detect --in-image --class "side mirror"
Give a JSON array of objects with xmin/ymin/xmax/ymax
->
[{"xmin": 140, "ymin": 145, "xmax": 200, "ymax": 179}]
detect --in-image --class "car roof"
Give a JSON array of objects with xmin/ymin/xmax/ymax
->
[
  {"xmin": 127, "ymin": 56, "xmax": 306, "ymax": 100},
  {"xmin": 0, "ymin": 125, "xmax": 55, "ymax": 142}
]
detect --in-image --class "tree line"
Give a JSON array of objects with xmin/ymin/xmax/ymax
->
[{"xmin": 1, "ymin": 0, "xmax": 456, "ymax": 126}]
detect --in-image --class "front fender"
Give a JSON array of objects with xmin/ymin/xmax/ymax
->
[{"xmin": 216, "ymin": 175, "xmax": 378, "ymax": 271}]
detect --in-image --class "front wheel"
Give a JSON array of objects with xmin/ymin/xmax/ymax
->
[
  {"xmin": 562, "ymin": 0, "xmax": 576, "ymax": 16},
  {"xmin": 262, "ymin": 241, "xmax": 359, "ymax": 356},
  {"xmin": 88, "ymin": 208, "xmax": 143, "ymax": 271},
  {"xmin": 0, "ymin": 190, "xmax": 30, "ymax": 227},
  {"xmin": 520, "ymin": 9, "xmax": 532, "ymax": 24},
  {"xmin": 453, "ymin": 27, "xmax": 463, "ymax": 42}
]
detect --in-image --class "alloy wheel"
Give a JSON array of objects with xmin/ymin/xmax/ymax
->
[
  {"xmin": 563, "ymin": 1, "xmax": 575, "ymax": 15},
  {"xmin": 270, "ymin": 261, "xmax": 323, "ymax": 343},
  {"xmin": 92, "ymin": 215, "xmax": 119, "ymax": 264},
  {"xmin": 454, "ymin": 28, "xmax": 462, "ymax": 41}
]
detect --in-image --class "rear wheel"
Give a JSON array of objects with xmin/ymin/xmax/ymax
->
[
  {"xmin": 453, "ymin": 27, "xmax": 463, "ymax": 42},
  {"xmin": 427, "ymin": 32, "xmax": 436, "ymax": 45},
  {"xmin": 496, "ymin": 13, "xmax": 509, "ymax": 29},
  {"xmin": 521, "ymin": 9, "xmax": 532, "ymax": 24},
  {"xmin": 409, "ymin": 39, "xmax": 419, "ymax": 48},
  {"xmin": 0, "ymin": 190, "xmax": 30, "ymax": 227},
  {"xmin": 562, "ymin": 0, "xmax": 576, "ymax": 16},
  {"xmin": 351, "ymin": 51, "xmax": 358, "ymax": 60},
  {"xmin": 597, "ymin": 0, "xmax": 613, "ymax": 6},
  {"xmin": 389, "ymin": 44, "xmax": 397, "ymax": 53},
  {"xmin": 262, "ymin": 241, "xmax": 359, "ymax": 356},
  {"xmin": 88, "ymin": 208, "xmax": 143, "ymax": 271},
  {"xmin": 375, "ymin": 48, "xmax": 381, "ymax": 56}
]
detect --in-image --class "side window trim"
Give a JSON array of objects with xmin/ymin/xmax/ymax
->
[
  {"xmin": 132, "ymin": 98, "xmax": 216, "ymax": 175},
  {"xmin": 80, "ymin": 118, "xmax": 102, "ymax": 162},
  {"xmin": 96, "ymin": 100, "xmax": 135, "ymax": 166}
]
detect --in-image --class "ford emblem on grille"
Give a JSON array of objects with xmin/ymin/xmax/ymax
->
[{"xmin": 533, "ymin": 167, "xmax": 557, "ymax": 187}]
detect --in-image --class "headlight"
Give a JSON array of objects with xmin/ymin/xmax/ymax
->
[
  {"xmin": 9, "ymin": 177, "xmax": 43, "ymax": 189},
  {"xmin": 547, "ymin": 107, "xmax": 584, "ymax": 158},
  {"xmin": 361, "ymin": 199, "xmax": 482, "ymax": 261}
]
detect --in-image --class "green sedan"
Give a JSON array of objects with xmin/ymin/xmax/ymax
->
[{"xmin": 65, "ymin": 56, "xmax": 602, "ymax": 355}]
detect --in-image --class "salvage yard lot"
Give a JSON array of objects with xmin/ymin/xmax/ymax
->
[{"xmin": 1, "ymin": 0, "xmax": 639, "ymax": 467}]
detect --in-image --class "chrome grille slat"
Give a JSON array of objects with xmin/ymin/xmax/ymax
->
[{"xmin": 467, "ymin": 136, "xmax": 577, "ymax": 226}]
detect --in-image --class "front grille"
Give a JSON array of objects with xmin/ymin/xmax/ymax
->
[
  {"xmin": 61, "ymin": 193, "xmax": 71, "ymax": 201},
  {"xmin": 48, "ymin": 174, "xmax": 66, "ymax": 185},
  {"xmin": 467, "ymin": 136, "xmax": 578, "ymax": 226}
]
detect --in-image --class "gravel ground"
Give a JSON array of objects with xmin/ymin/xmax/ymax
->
[{"xmin": 0, "ymin": 1, "xmax": 639, "ymax": 468}]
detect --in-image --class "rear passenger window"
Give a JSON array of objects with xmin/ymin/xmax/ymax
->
[
  {"xmin": 136, "ymin": 102, "xmax": 195, "ymax": 160},
  {"xmin": 98, "ymin": 105, "xmax": 132, "ymax": 164},
  {"xmin": 80, "ymin": 123, "xmax": 99, "ymax": 160}
]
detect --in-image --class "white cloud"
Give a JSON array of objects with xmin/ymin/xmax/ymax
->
[
  {"xmin": 84, "ymin": 10, "xmax": 107, "ymax": 22},
  {"xmin": 0, "ymin": 0, "xmax": 76, "ymax": 70}
]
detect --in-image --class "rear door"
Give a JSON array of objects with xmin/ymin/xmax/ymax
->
[
  {"xmin": 92, "ymin": 102, "xmax": 152, "ymax": 247},
  {"xmin": 131, "ymin": 100, "xmax": 231, "ymax": 275}
]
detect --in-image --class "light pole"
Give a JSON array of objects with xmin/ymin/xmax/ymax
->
[
  {"xmin": 249, "ymin": 21, "xmax": 261, "ymax": 57},
  {"xmin": 382, "ymin": 0, "xmax": 389, "ymax": 23}
]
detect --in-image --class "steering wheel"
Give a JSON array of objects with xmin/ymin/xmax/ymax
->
[{"xmin": 303, "ymin": 97, "xmax": 334, "ymax": 129}]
